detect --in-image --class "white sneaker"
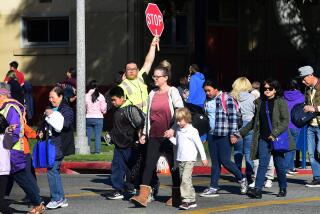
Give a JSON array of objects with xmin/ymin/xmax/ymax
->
[
  {"xmin": 199, "ymin": 187, "xmax": 219, "ymax": 197},
  {"xmin": 46, "ymin": 199, "xmax": 66, "ymax": 209},
  {"xmin": 264, "ymin": 179, "xmax": 273, "ymax": 188},
  {"xmin": 60, "ymin": 198, "xmax": 68, "ymax": 208},
  {"xmin": 249, "ymin": 181, "xmax": 255, "ymax": 188}
]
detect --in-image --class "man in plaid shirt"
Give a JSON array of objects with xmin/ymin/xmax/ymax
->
[{"xmin": 200, "ymin": 79, "xmax": 248, "ymax": 197}]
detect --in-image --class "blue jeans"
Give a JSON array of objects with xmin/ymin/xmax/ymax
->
[
  {"xmin": 111, "ymin": 147, "xmax": 133, "ymax": 192},
  {"xmin": 208, "ymin": 135, "xmax": 244, "ymax": 188},
  {"xmin": 234, "ymin": 121, "xmax": 254, "ymax": 179},
  {"xmin": 284, "ymin": 128, "xmax": 299, "ymax": 171},
  {"xmin": 86, "ymin": 118, "xmax": 104, "ymax": 153},
  {"xmin": 255, "ymin": 139, "xmax": 287, "ymax": 190},
  {"xmin": 47, "ymin": 159, "xmax": 65, "ymax": 201},
  {"xmin": 307, "ymin": 125, "xmax": 320, "ymax": 180}
]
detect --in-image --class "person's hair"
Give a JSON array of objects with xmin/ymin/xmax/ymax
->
[
  {"xmin": 287, "ymin": 78, "xmax": 301, "ymax": 91},
  {"xmin": 9, "ymin": 61, "xmax": 18, "ymax": 69},
  {"xmin": 231, "ymin": 77, "xmax": 252, "ymax": 101},
  {"xmin": 203, "ymin": 79, "xmax": 220, "ymax": 90},
  {"xmin": 109, "ymin": 86, "xmax": 125, "ymax": 98},
  {"xmin": 251, "ymin": 81, "xmax": 261, "ymax": 90},
  {"xmin": 189, "ymin": 64, "xmax": 199, "ymax": 74},
  {"xmin": 175, "ymin": 107, "xmax": 192, "ymax": 123},
  {"xmin": 6, "ymin": 70, "xmax": 18, "ymax": 81},
  {"xmin": 88, "ymin": 80, "xmax": 100, "ymax": 103},
  {"xmin": 125, "ymin": 61, "xmax": 139, "ymax": 70},
  {"xmin": 263, "ymin": 78, "xmax": 283, "ymax": 98},
  {"xmin": 50, "ymin": 86, "xmax": 64, "ymax": 97},
  {"xmin": 154, "ymin": 66, "xmax": 171, "ymax": 84},
  {"xmin": 0, "ymin": 114, "xmax": 9, "ymax": 134},
  {"xmin": 67, "ymin": 67, "xmax": 76, "ymax": 78},
  {"xmin": 159, "ymin": 60, "xmax": 172, "ymax": 72}
]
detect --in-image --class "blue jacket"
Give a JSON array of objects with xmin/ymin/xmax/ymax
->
[
  {"xmin": 187, "ymin": 72, "xmax": 206, "ymax": 107},
  {"xmin": 283, "ymin": 90, "xmax": 305, "ymax": 129}
]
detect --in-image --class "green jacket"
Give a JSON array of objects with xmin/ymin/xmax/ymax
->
[{"xmin": 240, "ymin": 97, "xmax": 295, "ymax": 160}]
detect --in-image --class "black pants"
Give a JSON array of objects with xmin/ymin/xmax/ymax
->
[
  {"xmin": 6, "ymin": 154, "xmax": 37, "ymax": 197},
  {"xmin": 142, "ymin": 137, "xmax": 180, "ymax": 187},
  {"xmin": 0, "ymin": 175, "xmax": 11, "ymax": 214}
]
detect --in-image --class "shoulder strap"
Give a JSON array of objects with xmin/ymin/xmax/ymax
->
[
  {"xmin": 221, "ymin": 92, "xmax": 227, "ymax": 113},
  {"xmin": 265, "ymin": 101, "xmax": 273, "ymax": 132}
]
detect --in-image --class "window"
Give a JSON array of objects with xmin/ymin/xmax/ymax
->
[
  {"xmin": 22, "ymin": 17, "xmax": 69, "ymax": 47},
  {"xmin": 208, "ymin": 0, "xmax": 238, "ymax": 22}
]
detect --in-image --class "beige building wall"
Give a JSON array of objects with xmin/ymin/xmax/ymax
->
[{"xmin": 0, "ymin": 0, "xmax": 137, "ymax": 86}]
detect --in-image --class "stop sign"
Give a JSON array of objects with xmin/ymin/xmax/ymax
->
[{"xmin": 145, "ymin": 3, "xmax": 164, "ymax": 37}]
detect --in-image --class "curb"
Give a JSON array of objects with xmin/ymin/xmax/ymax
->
[{"xmin": 35, "ymin": 161, "xmax": 313, "ymax": 175}]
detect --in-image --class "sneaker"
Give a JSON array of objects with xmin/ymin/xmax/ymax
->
[
  {"xmin": 147, "ymin": 193, "xmax": 155, "ymax": 203},
  {"xmin": 287, "ymin": 169, "xmax": 298, "ymax": 175},
  {"xmin": 305, "ymin": 180, "xmax": 320, "ymax": 187},
  {"xmin": 199, "ymin": 187, "xmax": 219, "ymax": 197},
  {"xmin": 239, "ymin": 178, "xmax": 248, "ymax": 194},
  {"xmin": 107, "ymin": 191, "xmax": 124, "ymax": 200},
  {"xmin": 286, "ymin": 172, "xmax": 294, "ymax": 177},
  {"xmin": 249, "ymin": 181, "xmax": 255, "ymax": 188},
  {"xmin": 46, "ymin": 200, "xmax": 64, "ymax": 209},
  {"xmin": 179, "ymin": 201, "xmax": 197, "ymax": 210},
  {"xmin": 60, "ymin": 198, "xmax": 68, "ymax": 208},
  {"xmin": 127, "ymin": 188, "xmax": 137, "ymax": 195},
  {"xmin": 264, "ymin": 179, "xmax": 273, "ymax": 188}
]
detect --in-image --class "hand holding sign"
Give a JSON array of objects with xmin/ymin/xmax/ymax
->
[{"xmin": 145, "ymin": 3, "xmax": 164, "ymax": 51}]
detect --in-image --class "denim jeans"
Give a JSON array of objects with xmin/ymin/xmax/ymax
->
[
  {"xmin": 13, "ymin": 168, "xmax": 42, "ymax": 205},
  {"xmin": 255, "ymin": 139, "xmax": 287, "ymax": 190},
  {"xmin": 86, "ymin": 118, "xmax": 104, "ymax": 153},
  {"xmin": 284, "ymin": 128, "xmax": 299, "ymax": 171},
  {"xmin": 208, "ymin": 134, "xmax": 244, "ymax": 188},
  {"xmin": 111, "ymin": 147, "xmax": 133, "ymax": 192},
  {"xmin": 47, "ymin": 159, "xmax": 65, "ymax": 201},
  {"xmin": 234, "ymin": 121, "xmax": 254, "ymax": 179},
  {"xmin": 307, "ymin": 125, "xmax": 320, "ymax": 180}
]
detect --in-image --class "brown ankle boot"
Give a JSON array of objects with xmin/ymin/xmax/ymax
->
[
  {"xmin": 130, "ymin": 185, "xmax": 151, "ymax": 207},
  {"xmin": 166, "ymin": 187, "xmax": 181, "ymax": 207}
]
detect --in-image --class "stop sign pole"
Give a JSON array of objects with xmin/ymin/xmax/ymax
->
[{"xmin": 145, "ymin": 3, "xmax": 164, "ymax": 51}]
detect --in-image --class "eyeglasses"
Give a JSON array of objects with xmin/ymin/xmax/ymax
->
[
  {"xmin": 264, "ymin": 87, "xmax": 274, "ymax": 91},
  {"xmin": 126, "ymin": 68, "xmax": 137, "ymax": 71},
  {"xmin": 152, "ymin": 75, "xmax": 166, "ymax": 80}
]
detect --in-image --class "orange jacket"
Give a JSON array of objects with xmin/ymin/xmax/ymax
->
[{"xmin": 23, "ymin": 123, "xmax": 37, "ymax": 154}]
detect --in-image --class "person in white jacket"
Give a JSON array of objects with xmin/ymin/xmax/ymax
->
[
  {"xmin": 0, "ymin": 114, "xmax": 12, "ymax": 214},
  {"xmin": 174, "ymin": 108, "xmax": 208, "ymax": 210}
]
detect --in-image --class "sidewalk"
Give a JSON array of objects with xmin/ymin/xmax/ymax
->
[{"xmin": 35, "ymin": 161, "xmax": 313, "ymax": 175}]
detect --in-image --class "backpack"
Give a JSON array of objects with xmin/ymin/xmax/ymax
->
[
  {"xmin": 185, "ymin": 103, "xmax": 210, "ymax": 136},
  {"xmin": 123, "ymin": 105, "xmax": 145, "ymax": 129},
  {"xmin": 221, "ymin": 92, "xmax": 243, "ymax": 129},
  {"xmin": 291, "ymin": 103, "xmax": 316, "ymax": 128}
]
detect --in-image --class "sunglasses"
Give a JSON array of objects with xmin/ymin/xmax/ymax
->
[{"xmin": 264, "ymin": 87, "xmax": 274, "ymax": 91}]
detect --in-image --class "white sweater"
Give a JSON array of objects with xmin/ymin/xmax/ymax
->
[
  {"xmin": 0, "ymin": 134, "xmax": 10, "ymax": 175},
  {"xmin": 175, "ymin": 124, "xmax": 207, "ymax": 162}
]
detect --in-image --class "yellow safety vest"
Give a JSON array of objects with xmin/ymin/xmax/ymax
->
[
  {"xmin": 119, "ymin": 76, "xmax": 148, "ymax": 114},
  {"xmin": 0, "ymin": 101, "xmax": 24, "ymax": 151}
]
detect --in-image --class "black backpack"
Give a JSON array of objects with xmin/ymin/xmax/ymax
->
[
  {"xmin": 123, "ymin": 105, "xmax": 145, "ymax": 129},
  {"xmin": 291, "ymin": 103, "xmax": 316, "ymax": 128},
  {"xmin": 185, "ymin": 103, "xmax": 210, "ymax": 136}
]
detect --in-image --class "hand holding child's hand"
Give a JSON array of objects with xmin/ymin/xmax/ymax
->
[{"xmin": 202, "ymin": 159, "xmax": 208, "ymax": 166}]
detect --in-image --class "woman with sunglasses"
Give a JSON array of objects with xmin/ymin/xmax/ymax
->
[{"xmin": 239, "ymin": 78, "xmax": 295, "ymax": 199}]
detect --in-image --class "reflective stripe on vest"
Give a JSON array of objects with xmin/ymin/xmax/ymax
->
[{"xmin": 0, "ymin": 104, "xmax": 24, "ymax": 151}]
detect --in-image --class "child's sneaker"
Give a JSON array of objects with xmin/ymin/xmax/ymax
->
[
  {"xmin": 179, "ymin": 201, "xmax": 197, "ymax": 210},
  {"xmin": 264, "ymin": 179, "xmax": 273, "ymax": 188},
  {"xmin": 199, "ymin": 187, "xmax": 219, "ymax": 197},
  {"xmin": 107, "ymin": 191, "xmax": 124, "ymax": 200}
]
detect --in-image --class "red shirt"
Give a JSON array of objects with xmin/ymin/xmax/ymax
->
[
  {"xmin": 149, "ymin": 92, "xmax": 171, "ymax": 138},
  {"xmin": 4, "ymin": 70, "xmax": 25, "ymax": 86}
]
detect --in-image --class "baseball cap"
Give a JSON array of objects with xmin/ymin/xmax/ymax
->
[{"xmin": 298, "ymin": 66, "xmax": 314, "ymax": 78}]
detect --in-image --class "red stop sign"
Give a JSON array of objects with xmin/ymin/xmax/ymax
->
[{"xmin": 145, "ymin": 3, "xmax": 164, "ymax": 37}]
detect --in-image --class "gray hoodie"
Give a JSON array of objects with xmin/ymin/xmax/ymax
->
[{"xmin": 238, "ymin": 92, "xmax": 255, "ymax": 122}]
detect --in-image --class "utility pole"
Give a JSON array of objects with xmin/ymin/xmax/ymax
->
[{"xmin": 76, "ymin": 0, "xmax": 90, "ymax": 154}]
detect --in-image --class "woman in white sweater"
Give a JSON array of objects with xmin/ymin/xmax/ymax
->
[{"xmin": 130, "ymin": 66, "xmax": 184, "ymax": 208}]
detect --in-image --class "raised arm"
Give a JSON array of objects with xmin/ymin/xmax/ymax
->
[{"xmin": 140, "ymin": 36, "xmax": 159, "ymax": 75}]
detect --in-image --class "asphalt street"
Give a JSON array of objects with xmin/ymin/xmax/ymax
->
[{"xmin": 7, "ymin": 173, "xmax": 320, "ymax": 214}]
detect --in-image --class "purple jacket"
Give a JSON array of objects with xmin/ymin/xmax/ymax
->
[{"xmin": 284, "ymin": 90, "xmax": 305, "ymax": 129}]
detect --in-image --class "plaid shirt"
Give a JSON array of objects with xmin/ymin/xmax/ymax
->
[{"xmin": 205, "ymin": 92, "xmax": 238, "ymax": 136}]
